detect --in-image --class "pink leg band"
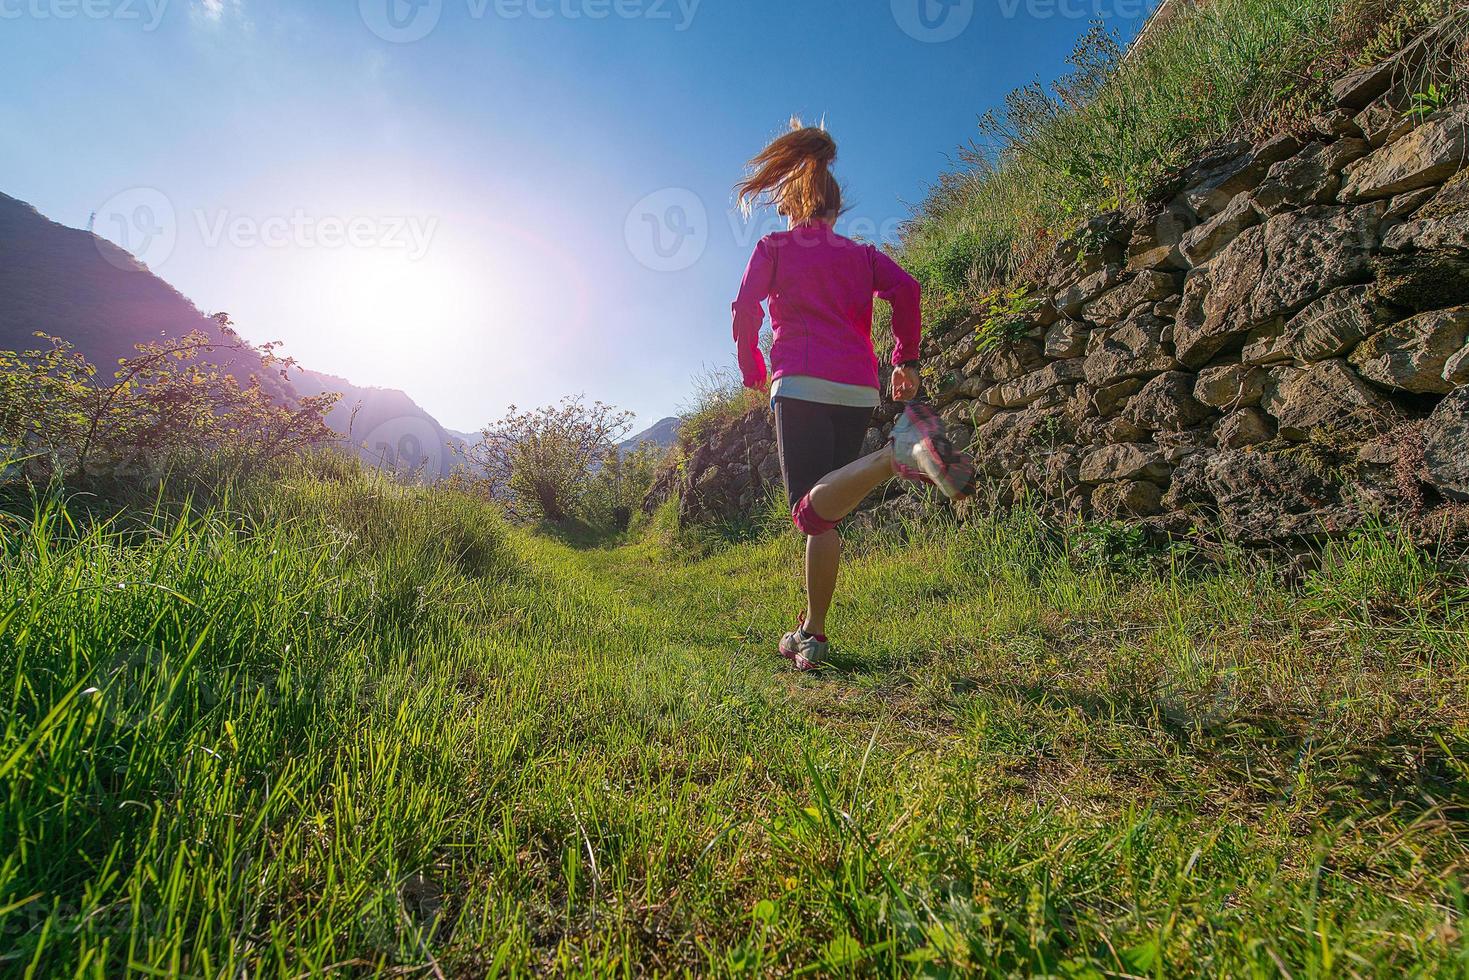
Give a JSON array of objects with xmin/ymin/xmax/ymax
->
[{"xmin": 792, "ymin": 494, "xmax": 840, "ymax": 536}]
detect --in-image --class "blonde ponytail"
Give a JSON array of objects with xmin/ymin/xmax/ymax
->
[{"xmin": 736, "ymin": 118, "xmax": 844, "ymax": 225}]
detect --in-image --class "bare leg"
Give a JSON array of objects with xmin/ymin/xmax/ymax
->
[
  {"xmin": 806, "ymin": 444, "xmax": 896, "ymax": 526},
  {"xmin": 804, "ymin": 530, "xmax": 840, "ymax": 636},
  {"xmin": 799, "ymin": 445, "xmax": 896, "ymax": 637}
]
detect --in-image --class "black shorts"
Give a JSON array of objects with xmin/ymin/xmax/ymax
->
[{"xmin": 773, "ymin": 397, "xmax": 874, "ymax": 508}]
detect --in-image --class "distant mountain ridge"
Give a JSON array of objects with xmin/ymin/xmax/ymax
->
[
  {"xmin": 620, "ymin": 416, "xmax": 681, "ymax": 453},
  {"xmin": 0, "ymin": 192, "xmax": 294, "ymax": 403},
  {"xmin": 291, "ymin": 368, "xmax": 464, "ymax": 480},
  {"xmin": 0, "ymin": 191, "xmax": 461, "ymax": 479}
]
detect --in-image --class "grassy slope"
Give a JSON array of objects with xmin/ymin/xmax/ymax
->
[
  {"xmin": 2, "ymin": 474, "xmax": 1466, "ymax": 976},
  {"xmin": 897, "ymin": 0, "xmax": 1463, "ymax": 325}
]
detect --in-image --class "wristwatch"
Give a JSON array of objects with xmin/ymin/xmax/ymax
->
[{"xmin": 899, "ymin": 360, "xmax": 920, "ymax": 371}]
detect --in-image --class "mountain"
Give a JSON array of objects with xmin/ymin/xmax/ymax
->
[
  {"xmin": 0, "ymin": 191, "xmax": 462, "ymax": 479},
  {"xmin": 0, "ymin": 191, "xmax": 293, "ymax": 403},
  {"xmin": 291, "ymin": 369, "xmax": 465, "ymax": 480},
  {"xmin": 621, "ymin": 416, "xmax": 681, "ymax": 453}
]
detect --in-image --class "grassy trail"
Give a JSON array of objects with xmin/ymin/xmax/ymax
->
[{"xmin": 1, "ymin": 480, "xmax": 1466, "ymax": 976}]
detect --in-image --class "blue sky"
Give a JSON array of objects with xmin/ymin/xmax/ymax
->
[{"xmin": 0, "ymin": 0, "xmax": 1155, "ymax": 432}]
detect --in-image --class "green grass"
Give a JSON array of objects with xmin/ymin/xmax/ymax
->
[
  {"xmin": 899, "ymin": 0, "xmax": 1465, "ymax": 321},
  {"xmin": 2, "ymin": 469, "xmax": 1466, "ymax": 976}
]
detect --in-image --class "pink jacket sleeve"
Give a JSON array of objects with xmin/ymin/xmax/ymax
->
[
  {"xmin": 871, "ymin": 247, "xmax": 923, "ymax": 366},
  {"xmin": 731, "ymin": 237, "xmax": 774, "ymax": 389}
]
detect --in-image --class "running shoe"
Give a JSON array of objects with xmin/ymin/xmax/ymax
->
[
  {"xmin": 890, "ymin": 402, "xmax": 978, "ymax": 500},
  {"xmin": 779, "ymin": 618, "xmax": 828, "ymax": 672}
]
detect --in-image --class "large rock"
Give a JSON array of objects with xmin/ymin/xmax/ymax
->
[
  {"xmin": 1251, "ymin": 205, "xmax": 1382, "ymax": 323},
  {"xmin": 1092, "ymin": 480, "xmax": 1165, "ymax": 518},
  {"xmin": 1127, "ymin": 371, "xmax": 1213, "ymax": 432},
  {"xmin": 1335, "ymin": 18, "xmax": 1463, "ymax": 119},
  {"xmin": 1094, "ymin": 377, "xmax": 1145, "ymax": 416},
  {"xmin": 1079, "ymin": 443, "xmax": 1171, "ymax": 484},
  {"xmin": 1350, "ymin": 306, "xmax": 1469, "ymax": 394},
  {"xmin": 1423, "ymin": 386, "xmax": 1469, "ymax": 501},
  {"xmin": 1355, "ymin": 95, "xmax": 1414, "ymax": 150},
  {"xmin": 1126, "ymin": 202, "xmax": 1195, "ymax": 271},
  {"xmin": 1183, "ymin": 134, "xmax": 1303, "ymax": 218},
  {"xmin": 1418, "ymin": 173, "xmax": 1469, "ymax": 219},
  {"xmin": 1054, "ymin": 266, "xmax": 1121, "ymax": 317},
  {"xmin": 1370, "ymin": 251, "xmax": 1469, "ymax": 312},
  {"xmin": 1173, "ymin": 225, "xmax": 1266, "ymax": 367},
  {"xmin": 1342, "ymin": 107, "xmax": 1469, "ymax": 200},
  {"xmin": 1166, "ymin": 448, "xmax": 1361, "ymax": 543},
  {"xmin": 1381, "ymin": 210, "xmax": 1469, "ymax": 253},
  {"xmin": 1044, "ymin": 320, "xmax": 1089, "ymax": 359},
  {"xmin": 976, "ymin": 404, "xmax": 1076, "ymax": 468},
  {"xmin": 1102, "ymin": 415, "xmax": 1150, "ymax": 443},
  {"xmin": 962, "ymin": 340, "xmax": 1046, "ymax": 385},
  {"xmin": 1241, "ymin": 286, "xmax": 1383, "ymax": 365},
  {"xmin": 1083, "ymin": 312, "xmax": 1179, "ymax": 386},
  {"xmin": 1386, "ymin": 186, "xmax": 1441, "ymax": 221},
  {"xmin": 1254, "ymin": 139, "xmax": 1371, "ymax": 214},
  {"xmin": 1311, "ymin": 108, "xmax": 1364, "ymax": 140},
  {"xmin": 986, "ymin": 359, "xmax": 1087, "ymax": 408},
  {"xmin": 1082, "ymin": 270, "xmax": 1180, "ymax": 324},
  {"xmin": 1262, "ymin": 358, "xmax": 1401, "ymax": 440},
  {"xmin": 1179, "ymin": 192, "xmax": 1261, "ymax": 267},
  {"xmin": 1155, "ymin": 426, "xmax": 1212, "ymax": 464},
  {"xmin": 1443, "ymin": 344, "xmax": 1469, "ymax": 387},
  {"xmin": 1195, "ymin": 363, "xmax": 1268, "ymax": 409},
  {"xmin": 1215, "ymin": 408, "xmax": 1276, "ymax": 449},
  {"xmin": 1184, "ymin": 208, "xmax": 1379, "ymax": 368},
  {"xmin": 1331, "ymin": 53, "xmax": 1405, "ymax": 111}
]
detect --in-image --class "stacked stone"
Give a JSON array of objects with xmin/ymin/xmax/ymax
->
[
  {"xmin": 656, "ymin": 18, "xmax": 1469, "ymax": 544},
  {"xmin": 923, "ymin": 21, "xmax": 1469, "ymax": 543}
]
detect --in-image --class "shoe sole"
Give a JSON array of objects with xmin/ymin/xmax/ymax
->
[
  {"xmin": 904, "ymin": 403, "xmax": 978, "ymax": 500},
  {"xmin": 778, "ymin": 647, "xmax": 821, "ymax": 672}
]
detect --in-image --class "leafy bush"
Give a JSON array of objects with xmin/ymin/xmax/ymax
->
[
  {"xmin": 0, "ymin": 320, "xmax": 336, "ymax": 484},
  {"xmin": 462, "ymin": 396, "xmax": 634, "ymax": 524},
  {"xmin": 1067, "ymin": 519, "xmax": 1154, "ymax": 573},
  {"xmin": 585, "ymin": 439, "xmax": 666, "ymax": 533},
  {"xmin": 972, "ymin": 285, "xmax": 1040, "ymax": 356}
]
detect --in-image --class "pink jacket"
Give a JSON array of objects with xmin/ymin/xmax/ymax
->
[{"xmin": 731, "ymin": 224, "xmax": 923, "ymax": 391}]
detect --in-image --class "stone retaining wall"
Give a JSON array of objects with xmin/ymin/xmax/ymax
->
[{"xmin": 651, "ymin": 19, "xmax": 1469, "ymax": 544}]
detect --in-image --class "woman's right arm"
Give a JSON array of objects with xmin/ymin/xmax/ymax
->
[
  {"xmin": 731, "ymin": 238, "xmax": 775, "ymax": 390},
  {"xmin": 871, "ymin": 247, "xmax": 923, "ymax": 368}
]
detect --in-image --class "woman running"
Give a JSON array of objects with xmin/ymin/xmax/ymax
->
[{"xmin": 732, "ymin": 120, "xmax": 978, "ymax": 671}]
